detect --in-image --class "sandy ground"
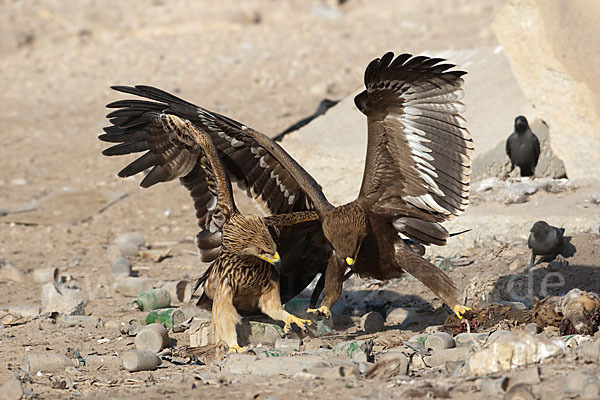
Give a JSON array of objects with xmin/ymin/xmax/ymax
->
[{"xmin": 1, "ymin": 1, "xmax": 600, "ymax": 399}]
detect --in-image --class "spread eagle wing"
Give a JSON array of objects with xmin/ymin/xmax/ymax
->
[
  {"xmin": 355, "ymin": 53, "xmax": 473, "ymax": 245},
  {"xmin": 103, "ymin": 85, "xmax": 333, "ymax": 219}
]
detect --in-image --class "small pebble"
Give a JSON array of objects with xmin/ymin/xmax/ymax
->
[
  {"xmin": 524, "ymin": 323, "xmax": 540, "ymax": 335},
  {"xmin": 115, "ymin": 277, "xmax": 153, "ymax": 297},
  {"xmin": 577, "ymin": 339, "xmax": 600, "ymax": 363},
  {"xmin": 114, "ymin": 242, "xmax": 140, "ymax": 258},
  {"xmin": 111, "ymin": 258, "xmax": 132, "ymax": 278},
  {"xmin": 106, "ymin": 245, "xmax": 124, "ymax": 263},
  {"xmin": 114, "ymin": 232, "xmax": 145, "ymax": 248},
  {"xmin": 360, "ymin": 311, "xmax": 384, "ymax": 333},
  {"xmin": 454, "ymin": 333, "xmax": 487, "ymax": 348},
  {"xmin": 162, "ymin": 280, "xmax": 192, "ymax": 303},
  {"xmin": 481, "ymin": 377, "xmax": 509, "ymax": 396},
  {"xmin": 487, "ymin": 330, "xmax": 516, "ymax": 344},
  {"xmin": 386, "ymin": 307, "xmax": 409, "ymax": 326},
  {"xmin": 424, "ymin": 347, "xmax": 469, "ymax": 367},
  {"xmin": 425, "ymin": 332, "xmax": 455, "ymax": 352},
  {"xmin": 0, "ymin": 378, "xmax": 23, "ymax": 400},
  {"xmin": 507, "ymin": 366, "xmax": 540, "ymax": 389},
  {"xmin": 275, "ymin": 338, "xmax": 301, "ymax": 351},
  {"xmin": 508, "ymin": 259, "xmax": 522, "ymax": 272},
  {"xmin": 135, "ymin": 323, "xmax": 169, "ymax": 353},
  {"xmin": 122, "ymin": 349, "xmax": 161, "ymax": 372},
  {"xmin": 503, "ymin": 384, "xmax": 534, "ymax": 400}
]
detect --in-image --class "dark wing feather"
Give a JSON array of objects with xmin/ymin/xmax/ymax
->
[
  {"xmin": 264, "ymin": 211, "xmax": 330, "ymax": 303},
  {"xmin": 107, "ymin": 85, "xmax": 333, "ymax": 217},
  {"xmin": 356, "ymin": 53, "xmax": 473, "ymax": 244}
]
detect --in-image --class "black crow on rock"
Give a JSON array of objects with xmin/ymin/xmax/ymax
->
[{"xmin": 506, "ymin": 116, "xmax": 540, "ymax": 178}]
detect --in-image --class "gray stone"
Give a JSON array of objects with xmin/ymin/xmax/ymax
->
[
  {"xmin": 359, "ymin": 311, "xmax": 384, "ymax": 334},
  {"xmin": 114, "ymin": 231, "xmax": 145, "ymax": 248},
  {"xmin": 22, "ymin": 353, "xmax": 73, "ymax": 373},
  {"xmin": 454, "ymin": 333, "xmax": 488, "ymax": 348},
  {"xmin": 424, "ymin": 347, "xmax": 469, "ymax": 367},
  {"xmin": 111, "ymin": 258, "xmax": 132, "ymax": 278},
  {"xmin": 40, "ymin": 282, "xmax": 85, "ymax": 316},
  {"xmin": 480, "ymin": 377, "xmax": 509, "ymax": 396},
  {"xmin": 121, "ymin": 349, "xmax": 161, "ymax": 372},
  {"xmin": 524, "ymin": 323, "xmax": 541, "ymax": 335},
  {"xmin": 507, "ymin": 366, "xmax": 541, "ymax": 390},
  {"xmin": 0, "ymin": 378, "xmax": 23, "ymax": 400},
  {"xmin": 424, "ymin": 332, "xmax": 455, "ymax": 352},
  {"xmin": 487, "ymin": 330, "xmax": 516, "ymax": 344},
  {"xmin": 135, "ymin": 323, "xmax": 169, "ymax": 353},
  {"xmin": 114, "ymin": 242, "xmax": 139, "ymax": 258},
  {"xmin": 115, "ymin": 277, "xmax": 153, "ymax": 297},
  {"xmin": 275, "ymin": 338, "xmax": 301, "ymax": 352},
  {"xmin": 577, "ymin": 339, "xmax": 600, "ymax": 363},
  {"xmin": 365, "ymin": 351, "xmax": 409, "ymax": 379}
]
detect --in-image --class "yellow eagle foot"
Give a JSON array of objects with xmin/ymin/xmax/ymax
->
[
  {"xmin": 453, "ymin": 304, "xmax": 471, "ymax": 320},
  {"xmin": 283, "ymin": 314, "xmax": 312, "ymax": 333},
  {"xmin": 306, "ymin": 305, "xmax": 331, "ymax": 319},
  {"xmin": 227, "ymin": 344, "xmax": 247, "ymax": 354}
]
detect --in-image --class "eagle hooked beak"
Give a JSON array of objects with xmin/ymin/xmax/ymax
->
[
  {"xmin": 345, "ymin": 245, "xmax": 361, "ymax": 266},
  {"xmin": 260, "ymin": 251, "xmax": 280, "ymax": 266}
]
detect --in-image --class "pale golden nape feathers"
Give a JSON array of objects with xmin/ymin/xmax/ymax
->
[{"xmin": 221, "ymin": 214, "xmax": 277, "ymax": 260}]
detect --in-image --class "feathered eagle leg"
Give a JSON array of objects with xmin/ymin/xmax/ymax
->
[
  {"xmin": 259, "ymin": 281, "xmax": 311, "ymax": 333},
  {"xmin": 212, "ymin": 279, "xmax": 245, "ymax": 353},
  {"xmin": 393, "ymin": 240, "xmax": 471, "ymax": 319},
  {"xmin": 308, "ymin": 256, "xmax": 345, "ymax": 319}
]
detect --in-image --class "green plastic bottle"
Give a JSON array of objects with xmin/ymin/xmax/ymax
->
[
  {"xmin": 144, "ymin": 308, "xmax": 186, "ymax": 329},
  {"xmin": 133, "ymin": 288, "xmax": 171, "ymax": 311}
]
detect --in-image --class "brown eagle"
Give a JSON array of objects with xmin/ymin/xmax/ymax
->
[
  {"xmin": 101, "ymin": 113, "xmax": 320, "ymax": 352},
  {"xmin": 100, "ymin": 52, "xmax": 473, "ymax": 320}
]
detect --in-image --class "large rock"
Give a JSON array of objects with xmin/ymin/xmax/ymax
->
[{"xmin": 493, "ymin": 0, "xmax": 600, "ymax": 180}]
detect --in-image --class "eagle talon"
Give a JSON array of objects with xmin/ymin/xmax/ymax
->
[
  {"xmin": 306, "ymin": 305, "xmax": 331, "ymax": 319},
  {"xmin": 227, "ymin": 344, "xmax": 247, "ymax": 354},
  {"xmin": 453, "ymin": 304, "xmax": 471, "ymax": 320},
  {"xmin": 284, "ymin": 315, "xmax": 312, "ymax": 333}
]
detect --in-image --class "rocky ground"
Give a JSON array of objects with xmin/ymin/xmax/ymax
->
[{"xmin": 1, "ymin": 1, "xmax": 600, "ymax": 399}]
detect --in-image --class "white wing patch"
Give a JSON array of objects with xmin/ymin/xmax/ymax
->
[{"xmin": 388, "ymin": 114, "xmax": 446, "ymax": 205}]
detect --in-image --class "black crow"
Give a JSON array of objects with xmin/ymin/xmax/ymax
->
[
  {"xmin": 528, "ymin": 221, "xmax": 564, "ymax": 267},
  {"xmin": 506, "ymin": 116, "xmax": 540, "ymax": 177}
]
